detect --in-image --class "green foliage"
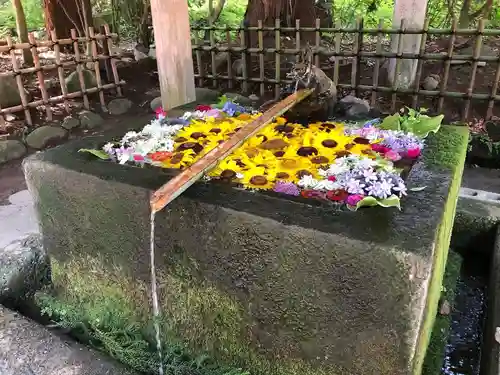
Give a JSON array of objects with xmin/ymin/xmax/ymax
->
[
  {"xmin": 379, "ymin": 107, "xmax": 443, "ymax": 138},
  {"xmin": 37, "ymin": 289, "xmax": 249, "ymax": 375},
  {"xmin": 0, "ymin": 0, "xmax": 44, "ymax": 36},
  {"xmin": 79, "ymin": 148, "xmax": 110, "ymax": 160}
]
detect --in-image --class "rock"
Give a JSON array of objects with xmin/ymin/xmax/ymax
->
[
  {"xmin": 108, "ymin": 98, "xmax": 133, "ymax": 115},
  {"xmin": 232, "ymin": 59, "xmax": 243, "ymax": 75},
  {"xmin": 249, "ymin": 94, "xmax": 259, "ymax": 102},
  {"xmin": 79, "ymin": 111, "xmax": 104, "ymax": 129},
  {"xmin": 65, "ymin": 69, "xmax": 97, "ymax": 93},
  {"xmin": 0, "ymin": 306, "xmax": 138, "ymax": 375},
  {"xmin": 195, "ymin": 87, "xmax": 221, "ymax": 102},
  {"xmin": 0, "ymin": 140, "xmax": 26, "ymax": 164},
  {"xmin": 451, "ymin": 44, "xmax": 496, "ymax": 66},
  {"xmin": 439, "ymin": 300, "xmax": 451, "ymax": 316},
  {"xmin": 43, "ymin": 78, "xmax": 57, "ymax": 90},
  {"xmin": 0, "ymin": 76, "xmax": 28, "ymax": 108},
  {"xmin": 422, "ymin": 74, "xmax": 440, "ymax": 91},
  {"xmin": 133, "ymin": 44, "xmax": 149, "ymax": 61},
  {"xmin": 150, "ymin": 96, "xmax": 162, "ymax": 111},
  {"xmin": 4, "ymin": 114, "xmax": 16, "ymax": 122},
  {"xmin": 61, "ymin": 116, "xmax": 80, "ymax": 130},
  {"xmin": 0, "ymin": 234, "xmax": 47, "ymax": 302},
  {"xmin": 148, "ymin": 47, "xmax": 156, "ymax": 59},
  {"xmin": 338, "ymin": 95, "xmax": 370, "ymax": 119},
  {"xmin": 25, "ymin": 126, "xmax": 67, "ymax": 149},
  {"xmin": 224, "ymin": 92, "xmax": 253, "ymax": 106},
  {"xmin": 214, "ymin": 51, "xmax": 230, "ymax": 71},
  {"xmin": 485, "ymin": 120, "xmax": 500, "ymax": 142}
]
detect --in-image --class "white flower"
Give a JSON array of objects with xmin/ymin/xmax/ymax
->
[
  {"xmin": 315, "ymin": 179, "xmax": 340, "ymax": 191},
  {"xmin": 297, "ymin": 175, "xmax": 319, "ymax": 189}
]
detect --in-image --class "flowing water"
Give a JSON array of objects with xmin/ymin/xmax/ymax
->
[
  {"xmin": 442, "ymin": 252, "xmax": 488, "ymax": 375},
  {"xmin": 150, "ymin": 211, "xmax": 164, "ymax": 375}
]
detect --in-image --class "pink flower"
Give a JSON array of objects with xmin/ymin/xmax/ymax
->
[
  {"xmin": 204, "ymin": 109, "xmax": 222, "ymax": 118},
  {"xmin": 407, "ymin": 147, "xmax": 421, "ymax": 158},
  {"xmin": 328, "ymin": 175, "xmax": 337, "ymax": 182},
  {"xmin": 133, "ymin": 154, "xmax": 144, "ymax": 161},
  {"xmin": 371, "ymin": 143, "xmax": 390, "ymax": 154},
  {"xmin": 384, "ymin": 150, "xmax": 402, "ymax": 161},
  {"xmin": 346, "ymin": 194, "xmax": 364, "ymax": 206},
  {"xmin": 155, "ymin": 107, "xmax": 167, "ymax": 119}
]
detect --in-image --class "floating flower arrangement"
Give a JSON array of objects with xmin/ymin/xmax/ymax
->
[{"xmin": 80, "ymin": 96, "xmax": 443, "ymax": 211}]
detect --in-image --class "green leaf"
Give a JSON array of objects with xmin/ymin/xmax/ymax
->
[
  {"xmin": 348, "ymin": 195, "xmax": 401, "ymax": 211},
  {"xmin": 379, "ymin": 113, "xmax": 401, "ymax": 131},
  {"xmin": 78, "ymin": 148, "xmax": 110, "ymax": 160},
  {"xmin": 409, "ymin": 186, "xmax": 427, "ymax": 192},
  {"xmin": 213, "ymin": 95, "xmax": 229, "ymax": 109},
  {"xmin": 403, "ymin": 114, "xmax": 444, "ymax": 138}
]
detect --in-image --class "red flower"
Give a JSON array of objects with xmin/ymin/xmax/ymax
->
[
  {"xmin": 328, "ymin": 175, "xmax": 336, "ymax": 182},
  {"xmin": 196, "ymin": 105, "xmax": 212, "ymax": 111},
  {"xmin": 301, "ymin": 190, "xmax": 326, "ymax": 200},
  {"xmin": 371, "ymin": 143, "xmax": 390, "ymax": 154},
  {"xmin": 326, "ymin": 189, "xmax": 349, "ymax": 202},
  {"xmin": 149, "ymin": 151, "xmax": 172, "ymax": 162},
  {"xmin": 407, "ymin": 147, "xmax": 421, "ymax": 158}
]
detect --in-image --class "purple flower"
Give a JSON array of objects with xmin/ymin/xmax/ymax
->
[{"xmin": 273, "ymin": 181, "xmax": 300, "ymax": 196}]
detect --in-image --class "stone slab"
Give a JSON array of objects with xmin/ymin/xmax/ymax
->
[
  {"xmin": 0, "ymin": 305, "xmax": 137, "ymax": 375},
  {"xmin": 23, "ymin": 121, "xmax": 468, "ymax": 375},
  {"xmin": 0, "ymin": 190, "xmax": 39, "ymax": 249}
]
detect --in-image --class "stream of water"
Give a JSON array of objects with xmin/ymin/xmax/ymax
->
[
  {"xmin": 150, "ymin": 211, "xmax": 164, "ymax": 375},
  {"xmin": 442, "ymin": 252, "xmax": 488, "ymax": 375}
]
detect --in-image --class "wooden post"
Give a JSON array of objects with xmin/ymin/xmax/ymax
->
[
  {"xmin": 387, "ymin": 0, "xmax": 429, "ymax": 89},
  {"xmin": 150, "ymin": 0, "xmax": 196, "ymax": 110}
]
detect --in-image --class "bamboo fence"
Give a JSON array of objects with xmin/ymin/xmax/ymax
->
[
  {"xmin": 191, "ymin": 18, "xmax": 500, "ymax": 121},
  {"xmin": 0, "ymin": 25, "xmax": 125, "ymax": 126}
]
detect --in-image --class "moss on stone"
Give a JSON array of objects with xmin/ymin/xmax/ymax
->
[
  {"xmin": 26, "ymin": 123, "xmax": 469, "ymax": 375},
  {"xmin": 421, "ymin": 250, "xmax": 462, "ymax": 375},
  {"xmin": 412, "ymin": 125, "xmax": 469, "ymax": 375}
]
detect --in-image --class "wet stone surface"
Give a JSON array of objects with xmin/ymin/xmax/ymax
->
[{"xmin": 442, "ymin": 251, "xmax": 488, "ymax": 375}]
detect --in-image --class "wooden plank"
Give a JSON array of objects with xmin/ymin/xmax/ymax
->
[
  {"xmin": 150, "ymin": 0, "xmax": 196, "ymax": 110},
  {"xmin": 150, "ymin": 89, "xmax": 314, "ymax": 213}
]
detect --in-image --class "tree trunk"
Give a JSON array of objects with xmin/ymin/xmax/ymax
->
[
  {"xmin": 43, "ymin": 0, "xmax": 92, "ymax": 39},
  {"xmin": 458, "ymin": 0, "xmax": 472, "ymax": 28},
  {"xmin": 11, "ymin": 0, "xmax": 33, "ymax": 66},
  {"xmin": 458, "ymin": 0, "xmax": 494, "ymax": 28},
  {"xmin": 204, "ymin": 0, "xmax": 227, "ymax": 40},
  {"xmin": 243, "ymin": 0, "xmax": 316, "ymax": 47}
]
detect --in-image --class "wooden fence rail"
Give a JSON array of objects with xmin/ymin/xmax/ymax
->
[
  {"xmin": 0, "ymin": 24, "xmax": 125, "ymax": 126},
  {"xmin": 191, "ymin": 17, "xmax": 500, "ymax": 121}
]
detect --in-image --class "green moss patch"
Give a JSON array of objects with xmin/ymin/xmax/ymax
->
[
  {"xmin": 38, "ymin": 256, "xmax": 250, "ymax": 375},
  {"xmin": 413, "ymin": 125, "xmax": 469, "ymax": 375},
  {"xmin": 421, "ymin": 250, "xmax": 462, "ymax": 375}
]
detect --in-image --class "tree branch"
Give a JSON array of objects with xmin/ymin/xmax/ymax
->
[{"xmin": 470, "ymin": 0, "xmax": 493, "ymax": 19}]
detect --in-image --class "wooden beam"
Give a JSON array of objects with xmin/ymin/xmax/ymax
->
[
  {"xmin": 150, "ymin": 89, "xmax": 314, "ymax": 214},
  {"xmin": 150, "ymin": 0, "xmax": 196, "ymax": 110}
]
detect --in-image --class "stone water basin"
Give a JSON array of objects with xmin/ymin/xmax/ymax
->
[{"xmin": 22, "ymin": 113, "xmax": 468, "ymax": 375}]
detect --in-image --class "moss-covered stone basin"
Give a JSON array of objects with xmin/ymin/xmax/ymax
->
[{"xmin": 23, "ymin": 119, "xmax": 468, "ymax": 375}]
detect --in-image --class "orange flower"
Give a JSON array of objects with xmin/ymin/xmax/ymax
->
[
  {"xmin": 149, "ymin": 151, "xmax": 172, "ymax": 162},
  {"xmin": 237, "ymin": 113, "xmax": 252, "ymax": 121}
]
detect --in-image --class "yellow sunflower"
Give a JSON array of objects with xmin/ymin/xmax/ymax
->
[{"xmin": 240, "ymin": 167, "xmax": 275, "ymax": 190}]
